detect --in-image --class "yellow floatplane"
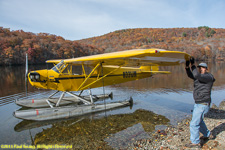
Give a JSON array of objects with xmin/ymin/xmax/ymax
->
[{"xmin": 14, "ymin": 48, "xmax": 190, "ymax": 121}]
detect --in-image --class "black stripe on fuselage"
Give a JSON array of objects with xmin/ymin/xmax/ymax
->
[
  {"xmin": 54, "ymin": 71, "xmax": 151, "ymax": 81},
  {"xmin": 55, "ymin": 74, "xmax": 122, "ymax": 80}
]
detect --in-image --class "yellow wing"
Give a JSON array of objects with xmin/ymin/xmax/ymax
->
[{"xmin": 46, "ymin": 48, "xmax": 190, "ymax": 66}]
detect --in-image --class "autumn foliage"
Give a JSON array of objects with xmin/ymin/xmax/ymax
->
[
  {"xmin": 79, "ymin": 27, "xmax": 225, "ymax": 61},
  {"xmin": 0, "ymin": 27, "xmax": 104, "ymax": 65},
  {"xmin": 1, "ymin": 26, "xmax": 225, "ymax": 65}
]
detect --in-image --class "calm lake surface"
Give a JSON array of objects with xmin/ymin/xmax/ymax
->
[{"xmin": 0, "ymin": 62, "xmax": 225, "ymax": 149}]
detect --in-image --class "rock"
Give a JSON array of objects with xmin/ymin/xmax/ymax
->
[
  {"xmin": 128, "ymin": 100, "xmax": 225, "ymax": 150},
  {"xmin": 211, "ymin": 103, "xmax": 218, "ymax": 109},
  {"xmin": 219, "ymin": 100, "xmax": 225, "ymax": 110}
]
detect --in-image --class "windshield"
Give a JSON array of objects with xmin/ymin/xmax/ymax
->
[{"xmin": 51, "ymin": 60, "xmax": 66, "ymax": 73}]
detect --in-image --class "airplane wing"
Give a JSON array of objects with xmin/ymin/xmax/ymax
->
[{"xmin": 46, "ymin": 48, "xmax": 190, "ymax": 67}]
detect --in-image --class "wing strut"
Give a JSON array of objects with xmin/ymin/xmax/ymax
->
[
  {"xmin": 77, "ymin": 62, "xmax": 101, "ymax": 91},
  {"xmin": 79, "ymin": 64, "xmax": 122, "ymax": 91}
]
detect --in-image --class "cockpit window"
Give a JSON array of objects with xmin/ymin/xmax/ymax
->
[
  {"xmin": 62, "ymin": 64, "xmax": 82, "ymax": 75},
  {"xmin": 51, "ymin": 60, "xmax": 66, "ymax": 73},
  {"xmin": 51, "ymin": 61, "xmax": 93, "ymax": 75}
]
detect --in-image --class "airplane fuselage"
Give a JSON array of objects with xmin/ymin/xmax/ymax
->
[{"xmin": 28, "ymin": 64, "xmax": 159, "ymax": 91}]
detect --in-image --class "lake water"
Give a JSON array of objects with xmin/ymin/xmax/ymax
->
[{"xmin": 0, "ymin": 62, "xmax": 225, "ymax": 149}]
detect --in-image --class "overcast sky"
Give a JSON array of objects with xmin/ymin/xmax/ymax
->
[{"xmin": 0, "ymin": 0, "xmax": 225, "ymax": 40}]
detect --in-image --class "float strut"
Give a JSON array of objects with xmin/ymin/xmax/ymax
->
[
  {"xmin": 79, "ymin": 90, "xmax": 84, "ymax": 97},
  {"xmin": 89, "ymin": 89, "xmax": 94, "ymax": 104},
  {"xmin": 46, "ymin": 91, "xmax": 60, "ymax": 108},
  {"xmin": 66, "ymin": 92, "xmax": 91, "ymax": 105},
  {"xmin": 56, "ymin": 92, "xmax": 66, "ymax": 107},
  {"xmin": 46, "ymin": 99, "xmax": 54, "ymax": 108},
  {"xmin": 48, "ymin": 91, "xmax": 60, "ymax": 99}
]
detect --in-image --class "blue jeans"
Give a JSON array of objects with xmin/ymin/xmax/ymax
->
[{"xmin": 190, "ymin": 104, "xmax": 210, "ymax": 144}]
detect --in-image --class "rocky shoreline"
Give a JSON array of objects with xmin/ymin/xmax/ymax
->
[{"xmin": 128, "ymin": 100, "xmax": 225, "ymax": 150}]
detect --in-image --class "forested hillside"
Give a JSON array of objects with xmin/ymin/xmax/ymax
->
[
  {"xmin": 79, "ymin": 27, "xmax": 225, "ymax": 61},
  {"xmin": 0, "ymin": 27, "xmax": 104, "ymax": 65},
  {"xmin": 1, "ymin": 26, "xmax": 225, "ymax": 65}
]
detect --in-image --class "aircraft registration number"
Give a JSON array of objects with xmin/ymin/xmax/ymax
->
[{"xmin": 123, "ymin": 71, "xmax": 137, "ymax": 78}]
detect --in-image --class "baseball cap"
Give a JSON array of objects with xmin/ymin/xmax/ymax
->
[{"xmin": 197, "ymin": 62, "xmax": 208, "ymax": 68}]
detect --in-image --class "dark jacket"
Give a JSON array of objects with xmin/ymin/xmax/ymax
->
[{"xmin": 186, "ymin": 65, "xmax": 215, "ymax": 104}]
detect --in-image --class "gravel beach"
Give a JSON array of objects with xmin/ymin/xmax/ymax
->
[{"xmin": 129, "ymin": 100, "xmax": 225, "ymax": 150}]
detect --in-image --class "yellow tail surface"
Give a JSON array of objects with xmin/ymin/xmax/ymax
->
[{"xmin": 140, "ymin": 66, "xmax": 171, "ymax": 74}]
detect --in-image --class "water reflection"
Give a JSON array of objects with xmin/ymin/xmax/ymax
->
[
  {"xmin": 32, "ymin": 109, "xmax": 169, "ymax": 149},
  {"xmin": 1, "ymin": 62, "xmax": 225, "ymax": 148},
  {"xmin": 0, "ymin": 64, "xmax": 53, "ymax": 97}
]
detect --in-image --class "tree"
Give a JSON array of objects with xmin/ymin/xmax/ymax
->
[{"xmin": 182, "ymin": 32, "xmax": 187, "ymax": 37}]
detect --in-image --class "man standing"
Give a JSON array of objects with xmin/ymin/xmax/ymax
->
[{"xmin": 185, "ymin": 57, "xmax": 215, "ymax": 148}]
